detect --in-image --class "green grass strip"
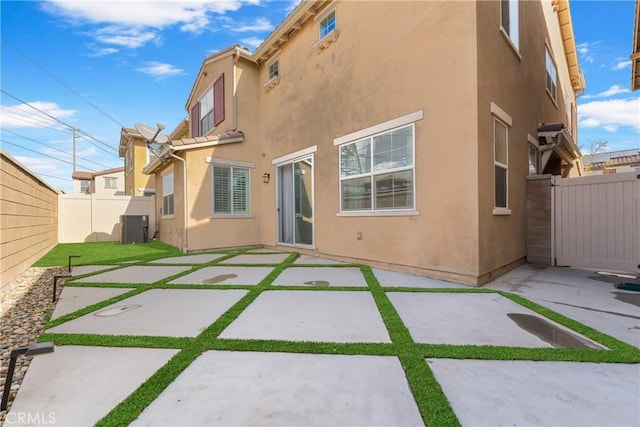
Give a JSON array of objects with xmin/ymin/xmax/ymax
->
[
  {"xmin": 206, "ymin": 339, "xmax": 398, "ymax": 356},
  {"xmin": 38, "ymin": 333, "xmax": 192, "ymax": 349},
  {"xmin": 95, "ymin": 346, "xmax": 202, "ymax": 427},
  {"xmin": 361, "ymin": 266, "xmax": 459, "ymax": 426}
]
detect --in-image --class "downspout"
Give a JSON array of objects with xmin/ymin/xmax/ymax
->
[
  {"xmin": 227, "ymin": 48, "xmax": 240, "ymax": 132},
  {"xmin": 168, "ymin": 151, "xmax": 188, "ymax": 253}
]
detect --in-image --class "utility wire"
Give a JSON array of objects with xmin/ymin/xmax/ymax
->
[
  {"xmin": 3, "ymin": 129, "xmax": 113, "ymax": 169},
  {"xmin": 1, "ymin": 89, "xmax": 120, "ymax": 158},
  {"xmin": 1, "ymin": 139, "xmax": 98, "ymax": 172},
  {"xmin": 2, "ymin": 39, "xmax": 126, "ymax": 128},
  {"xmin": 34, "ymin": 172, "xmax": 70, "ymax": 182}
]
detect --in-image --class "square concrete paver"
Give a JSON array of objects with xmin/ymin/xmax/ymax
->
[
  {"xmin": 51, "ymin": 287, "xmax": 134, "ymax": 319},
  {"xmin": 373, "ymin": 268, "xmax": 469, "ymax": 288},
  {"xmin": 428, "ymin": 358, "xmax": 640, "ymax": 426},
  {"xmin": 222, "ymin": 253, "xmax": 291, "ymax": 264},
  {"xmin": 73, "ymin": 265, "xmax": 190, "ymax": 284},
  {"xmin": 132, "ymin": 351, "xmax": 423, "ymax": 426},
  {"xmin": 169, "ymin": 266, "xmax": 274, "ymax": 285},
  {"xmin": 148, "ymin": 254, "xmax": 227, "ymax": 264},
  {"xmin": 8, "ymin": 346, "xmax": 178, "ymax": 427},
  {"xmin": 293, "ymin": 255, "xmax": 348, "ymax": 265},
  {"xmin": 70, "ymin": 265, "xmax": 114, "ymax": 277},
  {"xmin": 388, "ymin": 292, "xmax": 603, "ymax": 348},
  {"xmin": 220, "ymin": 290, "xmax": 390, "ymax": 342},
  {"xmin": 48, "ymin": 289, "xmax": 248, "ymax": 337},
  {"xmin": 273, "ymin": 267, "xmax": 367, "ymax": 287}
]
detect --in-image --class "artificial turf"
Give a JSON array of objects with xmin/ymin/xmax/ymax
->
[{"xmin": 33, "ymin": 245, "xmax": 640, "ymax": 427}]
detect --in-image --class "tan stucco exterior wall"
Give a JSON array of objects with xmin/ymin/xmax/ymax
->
[
  {"xmin": 1, "ymin": 151, "xmax": 58, "ymax": 287},
  {"xmin": 251, "ymin": 1, "xmax": 481, "ymax": 283},
  {"xmin": 151, "ymin": 0, "xmax": 582, "ymax": 285},
  {"xmin": 125, "ymin": 138, "xmax": 154, "ymax": 196},
  {"xmin": 475, "ymin": 1, "xmax": 580, "ymax": 282}
]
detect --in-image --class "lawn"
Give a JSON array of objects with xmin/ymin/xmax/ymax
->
[{"xmin": 34, "ymin": 241, "xmax": 183, "ymax": 267}]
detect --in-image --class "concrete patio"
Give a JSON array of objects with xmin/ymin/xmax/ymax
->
[{"xmin": 6, "ymin": 250, "xmax": 640, "ymax": 426}]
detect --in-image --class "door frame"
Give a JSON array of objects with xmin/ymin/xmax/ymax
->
[{"xmin": 272, "ymin": 145, "xmax": 317, "ymax": 249}]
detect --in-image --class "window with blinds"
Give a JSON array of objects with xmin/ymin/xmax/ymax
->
[{"xmin": 212, "ymin": 165, "xmax": 250, "ymax": 216}]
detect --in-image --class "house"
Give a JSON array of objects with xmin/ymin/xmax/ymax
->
[
  {"xmin": 143, "ymin": 0, "xmax": 584, "ymax": 285},
  {"xmin": 72, "ymin": 167, "xmax": 125, "ymax": 195},
  {"xmin": 583, "ymin": 149, "xmax": 640, "ymax": 175}
]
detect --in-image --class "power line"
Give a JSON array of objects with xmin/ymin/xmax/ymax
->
[
  {"xmin": 3, "ymin": 129, "xmax": 113, "ymax": 169},
  {"xmin": 1, "ymin": 139, "xmax": 98, "ymax": 172},
  {"xmin": 0, "ymin": 106, "xmax": 70, "ymax": 132},
  {"xmin": 1, "ymin": 89, "xmax": 120, "ymax": 158},
  {"xmin": 2, "ymin": 39, "xmax": 126, "ymax": 128},
  {"xmin": 34, "ymin": 172, "xmax": 70, "ymax": 182}
]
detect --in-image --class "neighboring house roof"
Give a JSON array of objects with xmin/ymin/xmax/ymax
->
[
  {"xmin": 72, "ymin": 167, "xmax": 124, "ymax": 181},
  {"xmin": 632, "ymin": 0, "xmax": 640, "ymax": 90},
  {"xmin": 583, "ymin": 149, "xmax": 640, "ymax": 168}
]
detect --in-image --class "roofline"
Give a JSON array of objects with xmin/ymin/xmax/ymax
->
[
  {"xmin": 254, "ymin": 1, "xmax": 330, "ymax": 63},
  {"xmin": 557, "ymin": 0, "xmax": 586, "ymax": 94},
  {"xmin": 185, "ymin": 45, "xmax": 254, "ymax": 110}
]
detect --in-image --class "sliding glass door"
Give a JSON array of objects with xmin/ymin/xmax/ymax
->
[{"xmin": 277, "ymin": 156, "xmax": 313, "ymax": 246}]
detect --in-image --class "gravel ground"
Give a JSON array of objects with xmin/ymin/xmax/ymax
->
[{"xmin": 0, "ymin": 267, "xmax": 66, "ymax": 424}]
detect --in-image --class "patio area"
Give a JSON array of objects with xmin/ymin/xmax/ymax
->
[{"xmin": 5, "ymin": 248, "xmax": 640, "ymax": 426}]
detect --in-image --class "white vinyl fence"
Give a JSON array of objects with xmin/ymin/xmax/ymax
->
[
  {"xmin": 553, "ymin": 172, "xmax": 639, "ymax": 273},
  {"xmin": 59, "ymin": 194, "xmax": 155, "ymax": 243}
]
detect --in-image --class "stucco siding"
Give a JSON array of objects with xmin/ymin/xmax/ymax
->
[
  {"xmin": 1, "ymin": 151, "xmax": 58, "ymax": 287},
  {"xmin": 256, "ymin": 1, "xmax": 481, "ymax": 283}
]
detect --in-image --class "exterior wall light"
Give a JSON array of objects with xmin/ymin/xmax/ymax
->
[{"xmin": 262, "ymin": 173, "xmax": 270, "ymax": 183}]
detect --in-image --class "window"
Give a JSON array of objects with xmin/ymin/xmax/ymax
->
[
  {"xmin": 500, "ymin": 0, "xmax": 519, "ymax": 50},
  {"xmin": 494, "ymin": 119, "xmax": 508, "ymax": 209},
  {"xmin": 546, "ymin": 47, "xmax": 557, "ymax": 102},
  {"xmin": 319, "ymin": 10, "xmax": 336, "ymax": 39},
  {"xmin": 126, "ymin": 146, "xmax": 133, "ymax": 172},
  {"xmin": 162, "ymin": 170, "xmax": 174, "ymax": 217},
  {"xmin": 191, "ymin": 73, "xmax": 225, "ymax": 137},
  {"xmin": 212, "ymin": 165, "xmax": 250, "ymax": 216},
  {"xmin": 80, "ymin": 180, "xmax": 90, "ymax": 192},
  {"xmin": 104, "ymin": 177, "xmax": 117, "ymax": 189},
  {"xmin": 340, "ymin": 125, "xmax": 414, "ymax": 212},
  {"xmin": 268, "ymin": 59, "xmax": 279, "ymax": 80}
]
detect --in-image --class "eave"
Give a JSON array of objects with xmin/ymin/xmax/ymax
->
[{"xmin": 557, "ymin": 0, "xmax": 586, "ymax": 94}]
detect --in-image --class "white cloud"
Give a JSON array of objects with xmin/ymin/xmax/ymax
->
[
  {"xmin": 579, "ymin": 97, "xmax": 640, "ymax": 132},
  {"xmin": 576, "ymin": 42, "xmax": 596, "ymax": 63},
  {"xmin": 229, "ymin": 17, "xmax": 273, "ymax": 32},
  {"xmin": 582, "ymin": 84, "xmax": 631, "ymax": 99},
  {"xmin": 0, "ymin": 101, "xmax": 76, "ymax": 129},
  {"xmin": 136, "ymin": 61, "xmax": 185, "ymax": 79},
  {"xmin": 612, "ymin": 60, "xmax": 631, "ymax": 71},
  {"xmin": 88, "ymin": 46, "xmax": 119, "ymax": 57},
  {"xmin": 94, "ymin": 26, "xmax": 158, "ymax": 48},
  {"xmin": 239, "ymin": 36, "xmax": 264, "ymax": 50}
]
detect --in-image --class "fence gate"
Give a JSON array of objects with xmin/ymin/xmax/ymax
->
[{"xmin": 553, "ymin": 172, "xmax": 639, "ymax": 273}]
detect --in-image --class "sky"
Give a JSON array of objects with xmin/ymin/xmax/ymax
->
[{"xmin": 1, "ymin": 0, "xmax": 639, "ymax": 193}]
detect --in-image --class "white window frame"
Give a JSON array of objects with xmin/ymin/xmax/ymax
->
[
  {"xmin": 161, "ymin": 168, "xmax": 175, "ymax": 218},
  {"xmin": 338, "ymin": 124, "xmax": 417, "ymax": 215},
  {"xmin": 545, "ymin": 46, "xmax": 558, "ymax": 104},
  {"xmin": 199, "ymin": 86, "xmax": 215, "ymax": 136},
  {"xmin": 318, "ymin": 8, "xmax": 336, "ymax": 40},
  {"xmin": 126, "ymin": 145, "xmax": 133, "ymax": 173},
  {"xmin": 500, "ymin": 0, "xmax": 520, "ymax": 56},
  {"xmin": 80, "ymin": 180, "xmax": 90, "ymax": 193},
  {"xmin": 104, "ymin": 177, "xmax": 117, "ymax": 189},
  {"xmin": 491, "ymin": 103, "xmax": 511, "ymax": 215},
  {"xmin": 210, "ymin": 159, "xmax": 254, "ymax": 218}
]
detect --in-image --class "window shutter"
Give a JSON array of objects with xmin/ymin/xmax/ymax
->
[
  {"xmin": 191, "ymin": 103, "xmax": 200, "ymax": 137},
  {"xmin": 213, "ymin": 73, "xmax": 225, "ymax": 127}
]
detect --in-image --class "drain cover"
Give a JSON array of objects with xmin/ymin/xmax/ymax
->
[
  {"xmin": 94, "ymin": 304, "xmax": 141, "ymax": 317},
  {"xmin": 304, "ymin": 280, "xmax": 330, "ymax": 286}
]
